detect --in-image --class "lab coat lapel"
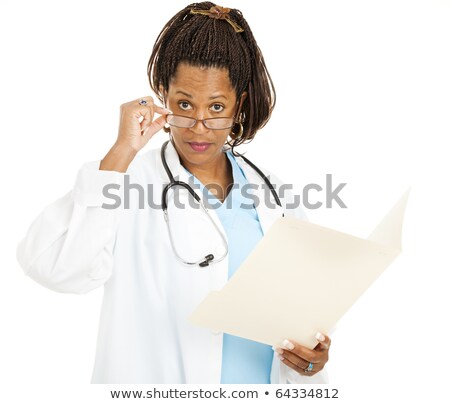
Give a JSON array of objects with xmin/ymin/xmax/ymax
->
[{"xmin": 159, "ymin": 139, "xmax": 188, "ymax": 182}]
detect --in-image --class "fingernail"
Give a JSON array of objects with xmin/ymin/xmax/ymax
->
[
  {"xmin": 271, "ymin": 346, "xmax": 284, "ymax": 354},
  {"xmin": 282, "ymin": 339, "xmax": 295, "ymax": 350},
  {"xmin": 164, "ymin": 108, "xmax": 172, "ymax": 113},
  {"xmin": 315, "ymin": 332, "xmax": 325, "ymax": 342}
]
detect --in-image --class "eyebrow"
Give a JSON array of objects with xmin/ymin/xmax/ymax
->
[{"xmin": 175, "ymin": 90, "xmax": 228, "ymax": 100}]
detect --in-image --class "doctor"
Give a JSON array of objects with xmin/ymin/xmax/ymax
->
[{"xmin": 16, "ymin": 1, "xmax": 331, "ymax": 384}]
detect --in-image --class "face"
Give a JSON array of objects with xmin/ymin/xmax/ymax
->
[{"xmin": 162, "ymin": 62, "xmax": 243, "ymax": 169}]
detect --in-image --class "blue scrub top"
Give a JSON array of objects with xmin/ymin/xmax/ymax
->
[{"xmin": 183, "ymin": 149, "xmax": 274, "ymax": 384}]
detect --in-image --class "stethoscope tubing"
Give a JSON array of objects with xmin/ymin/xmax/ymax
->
[
  {"xmin": 160, "ymin": 140, "xmax": 283, "ymax": 267},
  {"xmin": 161, "ymin": 140, "xmax": 283, "ymax": 212}
]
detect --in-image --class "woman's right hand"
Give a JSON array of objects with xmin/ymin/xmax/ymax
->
[
  {"xmin": 100, "ymin": 96, "xmax": 171, "ymax": 173},
  {"xmin": 116, "ymin": 96, "xmax": 171, "ymax": 153}
]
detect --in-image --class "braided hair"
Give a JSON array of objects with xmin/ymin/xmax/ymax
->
[{"xmin": 147, "ymin": 1, "xmax": 276, "ymax": 154}]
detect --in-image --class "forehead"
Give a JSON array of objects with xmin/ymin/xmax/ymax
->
[{"xmin": 168, "ymin": 62, "xmax": 235, "ymax": 97}]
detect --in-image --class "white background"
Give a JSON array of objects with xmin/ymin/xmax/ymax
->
[{"xmin": 1, "ymin": 0, "xmax": 449, "ymax": 402}]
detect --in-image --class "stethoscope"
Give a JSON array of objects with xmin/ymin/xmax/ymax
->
[{"xmin": 160, "ymin": 139, "xmax": 284, "ymax": 267}]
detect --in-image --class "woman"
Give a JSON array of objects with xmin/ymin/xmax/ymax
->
[{"xmin": 16, "ymin": 2, "xmax": 331, "ymax": 384}]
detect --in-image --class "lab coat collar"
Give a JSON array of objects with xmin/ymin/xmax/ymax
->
[
  {"xmin": 158, "ymin": 139, "xmax": 284, "ymax": 235},
  {"xmin": 159, "ymin": 139, "xmax": 189, "ymax": 183}
]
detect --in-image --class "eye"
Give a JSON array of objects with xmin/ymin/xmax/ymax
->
[
  {"xmin": 178, "ymin": 101, "xmax": 192, "ymax": 111},
  {"xmin": 210, "ymin": 103, "xmax": 224, "ymax": 113}
]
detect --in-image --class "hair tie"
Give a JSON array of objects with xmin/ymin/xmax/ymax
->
[{"xmin": 190, "ymin": 5, "xmax": 244, "ymax": 33}]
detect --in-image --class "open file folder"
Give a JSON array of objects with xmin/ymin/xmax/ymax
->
[{"xmin": 188, "ymin": 188, "xmax": 411, "ymax": 349}]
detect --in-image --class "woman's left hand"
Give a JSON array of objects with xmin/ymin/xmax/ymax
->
[{"xmin": 273, "ymin": 333, "xmax": 331, "ymax": 376}]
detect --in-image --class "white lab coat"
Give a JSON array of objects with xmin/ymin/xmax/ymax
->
[{"xmin": 16, "ymin": 140, "xmax": 329, "ymax": 384}]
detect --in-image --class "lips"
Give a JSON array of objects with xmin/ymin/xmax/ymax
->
[{"xmin": 188, "ymin": 142, "xmax": 212, "ymax": 152}]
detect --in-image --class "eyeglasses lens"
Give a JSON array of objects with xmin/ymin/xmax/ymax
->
[{"xmin": 166, "ymin": 115, "xmax": 234, "ymax": 130}]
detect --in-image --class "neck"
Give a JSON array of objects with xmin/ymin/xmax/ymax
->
[{"xmin": 181, "ymin": 150, "xmax": 229, "ymax": 182}]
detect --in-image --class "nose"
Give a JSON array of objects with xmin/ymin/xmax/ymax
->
[{"xmin": 191, "ymin": 115, "xmax": 209, "ymax": 134}]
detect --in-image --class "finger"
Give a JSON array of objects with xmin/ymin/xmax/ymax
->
[
  {"xmin": 314, "ymin": 332, "xmax": 331, "ymax": 351},
  {"xmin": 275, "ymin": 346, "xmax": 325, "ymax": 372},
  {"xmin": 153, "ymin": 105, "xmax": 172, "ymax": 115},
  {"xmin": 140, "ymin": 106, "xmax": 171, "ymax": 133},
  {"xmin": 140, "ymin": 108, "xmax": 153, "ymax": 132},
  {"xmin": 277, "ymin": 353, "xmax": 319, "ymax": 376},
  {"xmin": 135, "ymin": 96, "xmax": 156, "ymax": 114},
  {"xmin": 275, "ymin": 349, "xmax": 310, "ymax": 369},
  {"xmin": 278, "ymin": 339, "xmax": 321, "ymax": 364},
  {"xmin": 136, "ymin": 96, "xmax": 154, "ymax": 105},
  {"xmin": 142, "ymin": 114, "xmax": 167, "ymax": 138}
]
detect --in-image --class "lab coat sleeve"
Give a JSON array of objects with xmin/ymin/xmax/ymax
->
[{"xmin": 16, "ymin": 160, "xmax": 127, "ymax": 294}]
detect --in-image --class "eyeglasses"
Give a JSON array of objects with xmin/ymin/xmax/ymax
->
[{"xmin": 165, "ymin": 114, "xmax": 235, "ymax": 130}]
